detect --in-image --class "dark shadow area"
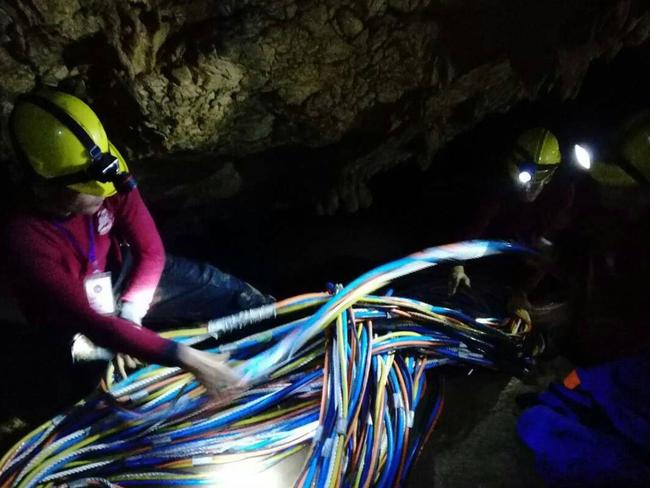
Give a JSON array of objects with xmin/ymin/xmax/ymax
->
[
  {"xmin": 0, "ymin": 321, "xmax": 103, "ymax": 452},
  {"xmin": 151, "ymin": 43, "xmax": 650, "ymax": 299}
]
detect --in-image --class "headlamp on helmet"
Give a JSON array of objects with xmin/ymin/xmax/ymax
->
[
  {"xmin": 517, "ymin": 164, "xmax": 534, "ymax": 185},
  {"xmin": 509, "ymin": 128, "xmax": 561, "ymax": 202},
  {"xmin": 47, "ymin": 150, "xmax": 137, "ymax": 194},
  {"xmin": 515, "ymin": 162, "xmax": 556, "ymax": 187}
]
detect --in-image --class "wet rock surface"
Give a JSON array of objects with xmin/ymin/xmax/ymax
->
[{"xmin": 1, "ymin": 1, "xmax": 650, "ymax": 212}]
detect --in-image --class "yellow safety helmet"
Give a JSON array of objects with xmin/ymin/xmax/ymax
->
[
  {"xmin": 513, "ymin": 128, "xmax": 562, "ymax": 166},
  {"xmin": 508, "ymin": 128, "xmax": 561, "ymax": 202},
  {"xmin": 9, "ymin": 90, "xmax": 136, "ymax": 197},
  {"xmin": 589, "ymin": 163, "xmax": 635, "ymax": 188},
  {"xmin": 588, "ymin": 117, "xmax": 650, "ymax": 209},
  {"xmin": 620, "ymin": 121, "xmax": 650, "ymax": 187},
  {"xmin": 590, "ymin": 120, "xmax": 650, "ymax": 189}
]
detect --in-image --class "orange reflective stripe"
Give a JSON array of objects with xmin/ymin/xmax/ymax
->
[{"xmin": 563, "ymin": 369, "xmax": 581, "ymax": 390}]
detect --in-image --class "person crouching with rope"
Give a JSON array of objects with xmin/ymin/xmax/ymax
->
[{"xmin": 3, "ymin": 89, "xmax": 273, "ymax": 400}]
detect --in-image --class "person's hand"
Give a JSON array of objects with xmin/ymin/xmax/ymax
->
[
  {"xmin": 448, "ymin": 265, "xmax": 471, "ymax": 296},
  {"xmin": 507, "ymin": 290, "xmax": 533, "ymax": 333},
  {"xmin": 115, "ymin": 353, "xmax": 142, "ymax": 378},
  {"xmin": 177, "ymin": 346, "xmax": 247, "ymax": 404},
  {"xmin": 119, "ymin": 300, "xmax": 148, "ymax": 326},
  {"xmin": 508, "ymin": 290, "xmax": 532, "ymax": 316},
  {"xmin": 70, "ymin": 333, "xmax": 114, "ymax": 363}
]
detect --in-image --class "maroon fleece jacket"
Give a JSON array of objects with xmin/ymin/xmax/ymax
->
[{"xmin": 4, "ymin": 189, "xmax": 179, "ymax": 366}]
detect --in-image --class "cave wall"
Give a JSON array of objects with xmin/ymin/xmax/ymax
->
[{"xmin": 1, "ymin": 0, "xmax": 649, "ymax": 213}]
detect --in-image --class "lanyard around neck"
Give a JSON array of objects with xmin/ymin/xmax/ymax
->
[{"xmin": 52, "ymin": 215, "xmax": 99, "ymax": 273}]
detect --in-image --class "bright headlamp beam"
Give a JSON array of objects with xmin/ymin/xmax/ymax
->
[
  {"xmin": 574, "ymin": 144, "xmax": 592, "ymax": 170},
  {"xmin": 518, "ymin": 171, "xmax": 532, "ymax": 184}
]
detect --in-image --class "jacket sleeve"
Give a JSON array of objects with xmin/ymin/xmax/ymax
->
[
  {"xmin": 6, "ymin": 224, "xmax": 179, "ymax": 366},
  {"xmin": 113, "ymin": 189, "xmax": 166, "ymax": 308}
]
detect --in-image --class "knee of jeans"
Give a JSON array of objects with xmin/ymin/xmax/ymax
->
[
  {"xmin": 195, "ymin": 263, "xmax": 228, "ymax": 287},
  {"xmin": 236, "ymin": 285, "xmax": 274, "ymax": 309},
  {"xmin": 201, "ymin": 266, "xmax": 253, "ymax": 297}
]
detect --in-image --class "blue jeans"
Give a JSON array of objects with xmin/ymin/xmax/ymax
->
[{"xmin": 142, "ymin": 254, "xmax": 273, "ymax": 329}]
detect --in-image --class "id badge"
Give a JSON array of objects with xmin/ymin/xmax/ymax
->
[{"xmin": 84, "ymin": 271, "xmax": 115, "ymax": 315}]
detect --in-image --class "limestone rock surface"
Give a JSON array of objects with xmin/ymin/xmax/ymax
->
[{"xmin": 1, "ymin": 0, "xmax": 649, "ymax": 211}]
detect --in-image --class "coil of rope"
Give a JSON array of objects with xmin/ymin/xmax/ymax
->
[{"xmin": 0, "ymin": 240, "xmax": 537, "ymax": 488}]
